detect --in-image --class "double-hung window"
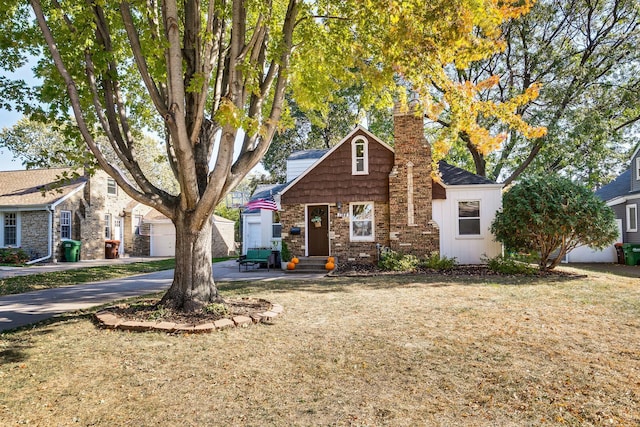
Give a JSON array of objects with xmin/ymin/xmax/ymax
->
[
  {"xmin": 272, "ymin": 211, "xmax": 282, "ymax": 239},
  {"xmin": 107, "ymin": 178, "xmax": 117, "ymax": 196},
  {"xmin": 458, "ymin": 201, "xmax": 481, "ymax": 236},
  {"xmin": 60, "ymin": 210, "xmax": 72, "ymax": 240},
  {"xmin": 3, "ymin": 213, "xmax": 17, "ymax": 246},
  {"xmin": 350, "ymin": 202, "xmax": 374, "ymax": 241},
  {"xmin": 627, "ymin": 204, "xmax": 638, "ymax": 232}
]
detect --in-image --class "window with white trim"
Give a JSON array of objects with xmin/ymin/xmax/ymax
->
[
  {"xmin": 133, "ymin": 214, "xmax": 143, "ymax": 235},
  {"xmin": 636, "ymin": 158, "xmax": 640, "ymax": 181},
  {"xmin": 3, "ymin": 212, "xmax": 17, "ymax": 246},
  {"xmin": 350, "ymin": 202, "xmax": 374, "ymax": 241},
  {"xmin": 107, "ymin": 178, "xmax": 117, "ymax": 195},
  {"xmin": 105, "ymin": 213, "xmax": 112, "ymax": 239},
  {"xmin": 627, "ymin": 204, "xmax": 637, "ymax": 232},
  {"xmin": 272, "ymin": 211, "xmax": 282, "ymax": 239},
  {"xmin": 458, "ymin": 201, "xmax": 481, "ymax": 236},
  {"xmin": 351, "ymin": 136, "xmax": 369, "ymax": 175},
  {"xmin": 60, "ymin": 210, "xmax": 72, "ymax": 240}
]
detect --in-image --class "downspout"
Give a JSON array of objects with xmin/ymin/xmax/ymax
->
[{"xmin": 26, "ymin": 206, "xmax": 54, "ymax": 265}]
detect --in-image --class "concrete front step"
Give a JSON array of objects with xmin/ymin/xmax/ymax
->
[{"xmin": 284, "ymin": 257, "xmax": 335, "ymax": 274}]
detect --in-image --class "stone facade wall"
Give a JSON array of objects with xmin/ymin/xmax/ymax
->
[
  {"xmin": 54, "ymin": 190, "xmax": 87, "ymax": 261},
  {"xmin": 124, "ymin": 204, "xmax": 152, "ymax": 256},
  {"xmin": 20, "ymin": 211, "xmax": 50, "ymax": 259},
  {"xmin": 79, "ymin": 170, "xmax": 136, "ymax": 259},
  {"xmin": 388, "ymin": 104, "xmax": 439, "ymax": 257}
]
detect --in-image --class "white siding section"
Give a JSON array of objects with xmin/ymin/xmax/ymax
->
[
  {"xmin": 150, "ymin": 223, "xmax": 176, "ymax": 256},
  {"xmin": 565, "ymin": 219, "xmax": 621, "ymax": 263},
  {"xmin": 242, "ymin": 209, "xmax": 275, "ymax": 254},
  {"xmin": 432, "ymin": 185, "xmax": 503, "ymax": 264},
  {"xmin": 286, "ymin": 158, "xmax": 320, "ymax": 182}
]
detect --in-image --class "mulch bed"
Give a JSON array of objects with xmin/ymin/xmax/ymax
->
[
  {"xmin": 105, "ymin": 297, "xmax": 272, "ymax": 326},
  {"xmin": 331, "ymin": 262, "xmax": 578, "ymax": 277}
]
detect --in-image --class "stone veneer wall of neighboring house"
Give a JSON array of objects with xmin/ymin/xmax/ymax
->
[
  {"xmin": 123, "ymin": 204, "xmax": 153, "ymax": 256},
  {"xmin": 388, "ymin": 104, "xmax": 439, "ymax": 257},
  {"xmin": 53, "ymin": 190, "xmax": 86, "ymax": 260},
  {"xmin": 133, "ymin": 221, "xmax": 151, "ymax": 256},
  {"xmin": 80, "ymin": 170, "xmax": 135, "ymax": 259},
  {"xmin": 20, "ymin": 211, "xmax": 50, "ymax": 259}
]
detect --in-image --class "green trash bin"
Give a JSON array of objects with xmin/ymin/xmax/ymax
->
[
  {"xmin": 62, "ymin": 240, "xmax": 81, "ymax": 262},
  {"xmin": 622, "ymin": 243, "xmax": 640, "ymax": 266}
]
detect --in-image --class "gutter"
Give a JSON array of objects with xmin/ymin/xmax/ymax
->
[{"xmin": 26, "ymin": 206, "xmax": 54, "ymax": 265}]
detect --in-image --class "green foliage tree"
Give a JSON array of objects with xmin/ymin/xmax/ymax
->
[
  {"xmin": 0, "ymin": 117, "xmax": 73, "ymax": 168},
  {"xmin": 491, "ymin": 176, "xmax": 618, "ymax": 271},
  {"xmin": 0, "ymin": 0, "xmax": 533, "ymax": 312},
  {"xmin": 443, "ymin": 0, "xmax": 640, "ymax": 187}
]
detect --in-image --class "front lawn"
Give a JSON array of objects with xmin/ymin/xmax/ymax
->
[{"xmin": 0, "ymin": 266, "xmax": 638, "ymax": 425}]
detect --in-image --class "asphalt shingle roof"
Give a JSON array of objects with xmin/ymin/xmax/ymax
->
[
  {"xmin": 0, "ymin": 168, "xmax": 86, "ymax": 208},
  {"xmin": 438, "ymin": 161, "xmax": 497, "ymax": 185},
  {"xmin": 594, "ymin": 169, "xmax": 635, "ymax": 201},
  {"xmin": 287, "ymin": 149, "xmax": 328, "ymax": 161}
]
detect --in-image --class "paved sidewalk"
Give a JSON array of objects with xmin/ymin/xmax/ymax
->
[
  {"xmin": 0, "ymin": 257, "xmax": 169, "ymax": 279},
  {"xmin": 0, "ymin": 260, "xmax": 326, "ymax": 332}
]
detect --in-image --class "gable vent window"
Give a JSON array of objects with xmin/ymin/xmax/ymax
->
[
  {"xmin": 458, "ymin": 201, "xmax": 481, "ymax": 236},
  {"xmin": 107, "ymin": 178, "xmax": 117, "ymax": 195},
  {"xmin": 352, "ymin": 136, "xmax": 369, "ymax": 175}
]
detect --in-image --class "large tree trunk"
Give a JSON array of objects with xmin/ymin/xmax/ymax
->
[{"xmin": 160, "ymin": 210, "xmax": 222, "ymax": 311}]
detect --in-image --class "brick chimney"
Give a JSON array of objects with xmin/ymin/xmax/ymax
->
[{"xmin": 388, "ymin": 101, "xmax": 439, "ymax": 256}]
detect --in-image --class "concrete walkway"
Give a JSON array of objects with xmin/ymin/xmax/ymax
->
[{"xmin": 0, "ymin": 259, "xmax": 326, "ymax": 332}]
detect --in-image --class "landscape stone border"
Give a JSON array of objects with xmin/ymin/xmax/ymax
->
[{"xmin": 94, "ymin": 302, "xmax": 283, "ymax": 333}]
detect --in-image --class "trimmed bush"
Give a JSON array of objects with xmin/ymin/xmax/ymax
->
[
  {"xmin": 485, "ymin": 255, "xmax": 537, "ymax": 275},
  {"xmin": 0, "ymin": 248, "xmax": 29, "ymax": 265},
  {"xmin": 378, "ymin": 250, "xmax": 419, "ymax": 271},
  {"xmin": 420, "ymin": 252, "xmax": 457, "ymax": 270}
]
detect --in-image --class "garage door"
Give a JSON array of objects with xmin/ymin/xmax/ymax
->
[{"xmin": 150, "ymin": 223, "xmax": 176, "ymax": 256}]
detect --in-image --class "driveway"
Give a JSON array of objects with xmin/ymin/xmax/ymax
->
[{"xmin": 0, "ymin": 259, "xmax": 326, "ymax": 332}]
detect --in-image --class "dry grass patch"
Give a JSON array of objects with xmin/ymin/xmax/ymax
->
[{"xmin": 1, "ymin": 266, "xmax": 639, "ymax": 426}]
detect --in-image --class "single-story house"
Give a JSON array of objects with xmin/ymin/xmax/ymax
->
[
  {"xmin": 0, "ymin": 168, "xmax": 136, "ymax": 262},
  {"xmin": 244, "ymin": 104, "xmax": 504, "ymax": 264},
  {"xmin": 0, "ymin": 167, "xmax": 236, "ymax": 262}
]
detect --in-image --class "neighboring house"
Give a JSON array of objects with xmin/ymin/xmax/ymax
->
[
  {"xmin": 0, "ymin": 168, "xmax": 136, "ymax": 262},
  {"xmin": 0, "ymin": 168, "xmax": 236, "ymax": 262},
  {"xmin": 244, "ymin": 104, "xmax": 503, "ymax": 264},
  {"xmin": 566, "ymin": 148, "xmax": 640, "ymax": 263}
]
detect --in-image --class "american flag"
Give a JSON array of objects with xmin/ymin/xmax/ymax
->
[{"xmin": 245, "ymin": 196, "xmax": 278, "ymax": 211}]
